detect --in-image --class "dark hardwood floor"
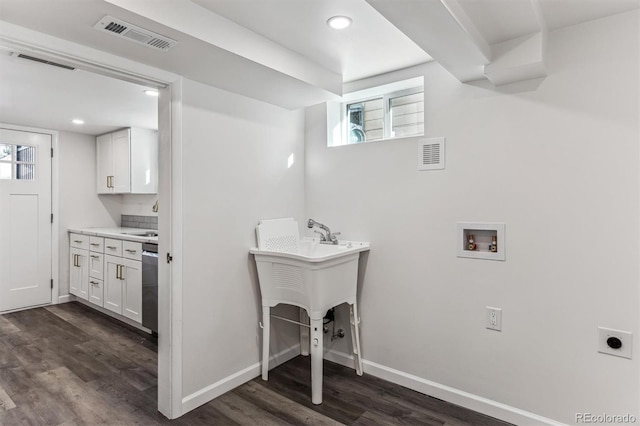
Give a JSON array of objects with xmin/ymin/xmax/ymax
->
[{"xmin": 0, "ymin": 302, "xmax": 512, "ymax": 425}]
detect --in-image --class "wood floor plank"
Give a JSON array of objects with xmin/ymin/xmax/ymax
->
[
  {"xmin": 0, "ymin": 315, "xmax": 20, "ymax": 336},
  {"xmin": 35, "ymin": 366, "xmax": 110, "ymax": 424},
  {"xmin": 255, "ymin": 368, "xmax": 366, "ymax": 425},
  {"xmin": 234, "ymin": 380, "xmax": 345, "ymax": 426},
  {"xmin": 209, "ymin": 390, "xmax": 296, "ymax": 426},
  {"xmin": 0, "ymin": 384, "xmax": 17, "ymax": 411},
  {"xmin": 0, "ymin": 339, "xmax": 21, "ymax": 369},
  {"xmin": 45, "ymin": 303, "xmax": 158, "ymax": 353}
]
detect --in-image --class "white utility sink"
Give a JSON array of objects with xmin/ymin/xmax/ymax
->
[
  {"xmin": 250, "ymin": 237, "xmax": 369, "ymax": 320},
  {"xmin": 250, "ymin": 219, "xmax": 369, "ymax": 405}
]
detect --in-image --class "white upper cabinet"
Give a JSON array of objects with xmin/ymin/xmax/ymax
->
[{"xmin": 96, "ymin": 128, "xmax": 158, "ymax": 194}]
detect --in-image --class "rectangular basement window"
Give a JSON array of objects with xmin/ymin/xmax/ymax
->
[{"xmin": 328, "ymin": 76, "xmax": 424, "ymax": 147}]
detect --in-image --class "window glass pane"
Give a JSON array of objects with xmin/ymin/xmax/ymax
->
[
  {"xmin": 347, "ymin": 98, "xmax": 384, "ymax": 144},
  {"xmin": 390, "ymin": 92, "xmax": 424, "ymax": 138},
  {"xmin": 16, "ymin": 145, "xmax": 36, "ymax": 163},
  {"xmin": 0, "ymin": 163, "xmax": 11, "ymax": 179},
  {"xmin": 16, "ymin": 163, "xmax": 35, "ymax": 180},
  {"xmin": 0, "ymin": 144, "xmax": 12, "ymax": 161}
]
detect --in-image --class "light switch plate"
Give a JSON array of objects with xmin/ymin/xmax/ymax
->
[{"xmin": 598, "ymin": 327, "xmax": 632, "ymax": 359}]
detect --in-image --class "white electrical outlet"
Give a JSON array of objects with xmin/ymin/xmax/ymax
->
[
  {"xmin": 598, "ymin": 327, "xmax": 632, "ymax": 359},
  {"xmin": 486, "ymin": 307, "xmax": 502, "ymax": 331}
]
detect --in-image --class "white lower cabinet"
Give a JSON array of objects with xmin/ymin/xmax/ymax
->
[
  {"xmin": 104, "ymin": 255, "xmax": 123, "ymax": 315},
  {"xmin": 89, "ymin": 278, "xmax": 104, "ymax": 306},
  {"xmin": 104, "ymin": 253, "xmax": 142, "ymax": 323},
  {"xmin": 70, "ymin": 232, "xmax": 143, "ymax": 326},
  {"xmin": 122, "ymin": 258, "xmax": 142, "ymax": 323},
  {"xmin": 69, "ymin": 247, "xmax": 89, "ymax": 300}
]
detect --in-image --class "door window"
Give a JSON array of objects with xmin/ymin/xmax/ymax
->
[{"xmin": 0, "ymin": 144, "xmax": 36, "ymax": 180}]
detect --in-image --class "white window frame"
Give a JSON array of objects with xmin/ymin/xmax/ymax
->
[{"xmin": 328, "ymin": 76, "xmax": 425, "ymax": 147}]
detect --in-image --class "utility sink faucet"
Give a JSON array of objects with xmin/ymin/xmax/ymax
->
[{"xmin": 307, "ymin": 219, "xmax": 340, "ymax": 245}]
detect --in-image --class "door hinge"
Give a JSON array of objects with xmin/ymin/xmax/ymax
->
[
  {"xmin": 51, "ymin": 148, "xmax": 54, "ymax": 158},
  {"xmin": 51, "ymin": 213, "xmax": 54, "ymax": 223},
  {"xmin": 166, "ymin": 253, "xmax": 173, "ymax": 264},
  {"xmin": 51, "ymin": 279, "xmax": 53, "ymax": 289}
]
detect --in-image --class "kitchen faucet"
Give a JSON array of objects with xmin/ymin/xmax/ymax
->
[{"xmin": 307, "ymin": 219, "xmax": 340, "ymax": 245}]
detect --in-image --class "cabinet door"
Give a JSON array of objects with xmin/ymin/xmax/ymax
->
[
  {"xmin": 111, "ymin": 129, "xmax": 131, "ymax": 193},
  {"xmin": 69, "ymin": 248, "xmax": 89, "ymax": 300},
  {"xmin": 104, "ymin": 255, "xmax": 123, "ymax": 315},
  {"xmin": 96, "ymin": 133, "xmax": 112, "ymax": 194},
  {"xmin": 89, "ymin": 252, "xmax": 104, "ymax": 280},
  {"xmin": 122, "ymin": 258, "xmax": 142, "ymax": 323},
  {"xmin": 89, "ymin": 278, "xmax": 104, "ymax": 307}
]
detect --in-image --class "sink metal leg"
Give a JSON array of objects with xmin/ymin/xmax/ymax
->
[
  {"xmin": 310, "ymin": 317, "xmax": 323, "ymax": 404},
  {"xmin": 262, "ymin": 305, "xmax": 270, "ymax": 380},
  {"xmin": 350, "ymin": 303, "xmax": 363, "ymax": 376},
  {"xmin": 300, "ymin": 308, "xmax": 310, "ymax": 356}
]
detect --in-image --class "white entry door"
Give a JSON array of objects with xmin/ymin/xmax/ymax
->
[{"xmin": 0, "ymin": 128, "xmax": 52, "ymax": 311}]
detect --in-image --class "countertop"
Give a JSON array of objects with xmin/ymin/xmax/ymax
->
[{"xmin": 68, "ymin": 227, "xmax": 158, "ymax": 244}]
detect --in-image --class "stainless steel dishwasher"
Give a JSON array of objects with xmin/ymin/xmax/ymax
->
[{"xmin": 142, "ymin": 243, "xmax": 158, "ymax": 334}]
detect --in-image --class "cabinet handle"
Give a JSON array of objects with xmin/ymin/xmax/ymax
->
[
  {"xmin": 90, "ymin": 243, "xmax": 99, "ymax": 246},
  {"xmin": 90, "ymin": 281, "xmax": 99, "ymax": 286},
  {"xmin": 125, "ymin": 249, "xmax": 136, "ymax": 253},
  {"xmin": 107, "ymin": 246, "xmax": 117, "ymax": 250},
  {"xmin": 73, "ymin": 240, "xmax": 82, "ymax": 243},
  {"xmin": 115, "ymin": 264, "xmax": 121, "ymax": 279},
  {"xmin": 90, "ymin": 255, "xmax": 100, "ymax": 259},
  {"xmin": 73, "ymin": 254, "xmax": 79, "ymax": 267}
]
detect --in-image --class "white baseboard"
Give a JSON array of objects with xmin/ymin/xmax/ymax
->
[
  {"xmin": 56, "ymin": 294, "xmax": 73, "ymax": 304},
  {"xmin": 323, "ymin": 349, "xmax": 566, "ymax": 426},
  {"xmin": 181, "ymin": 344, "xmax": 300, "ymax": 414}
]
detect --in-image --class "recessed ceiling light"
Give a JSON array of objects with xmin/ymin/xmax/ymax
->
[
  {"xmin": 327, "ymin": 16, "xmax": 352, "ymax": 30},
  {"xmin": 144, "ymin": 89, "xmax": 159, "ymax": 96},
  {"xmin": 72, "ymin": 119, "xmax": 84, "ymax": 125}
]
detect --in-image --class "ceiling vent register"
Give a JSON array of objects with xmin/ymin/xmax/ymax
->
[
  {"xmin": 418, "ymin": 137, "xmax": 445, "ymax": 171},
  {"xmin": 93, "ymin": 16, "xmax": 178, "ymax": 52}
]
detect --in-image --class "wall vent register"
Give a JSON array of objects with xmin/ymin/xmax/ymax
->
[{"xmin": 418, "ymin": 137, "xmax": 445, "ymax": 171}]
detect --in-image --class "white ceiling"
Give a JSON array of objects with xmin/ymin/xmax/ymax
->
[
  {"xmin": 192, "ymin": 0, "xmax": 432, "ymax": 83},
  {"xmin": 457, "ymin": 0, "xmax": 640, "ymax": 45},
  {"xmin": 0, "ymin": 49, "xmax": 157, "ymax": 135},
  {"xmin": 0, "ymin": 0, "xmax": 638, "ymax": 134}
]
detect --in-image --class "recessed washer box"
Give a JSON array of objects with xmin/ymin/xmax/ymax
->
[{"xmin": 457, "ymin": 222, "xmax": 505, "ymax": 261}]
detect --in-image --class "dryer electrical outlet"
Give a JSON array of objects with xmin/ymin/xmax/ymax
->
[{"xmin": 598, "ymin": 327, "xmax": 632, "ymax": 359}]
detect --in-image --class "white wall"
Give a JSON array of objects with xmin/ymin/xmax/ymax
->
[
  {"xmin": 178, "ymin": 79, "xmax": 305, "ymax": 400},
  {"xmin": 305, "ymin": 11, "xmax": 639, "ymax": 425},
  {"xmin": 121, "ymin": 194, "xmax": 158, "ymax": 217},
  {"xmin": 58, "ymin": 131, "xmax": 121, "ymax": 296}
]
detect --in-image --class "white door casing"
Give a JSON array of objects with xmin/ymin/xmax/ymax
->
[{"xmin": 0, "ymin": 128, "xmax": 52, "ymax": 312}]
